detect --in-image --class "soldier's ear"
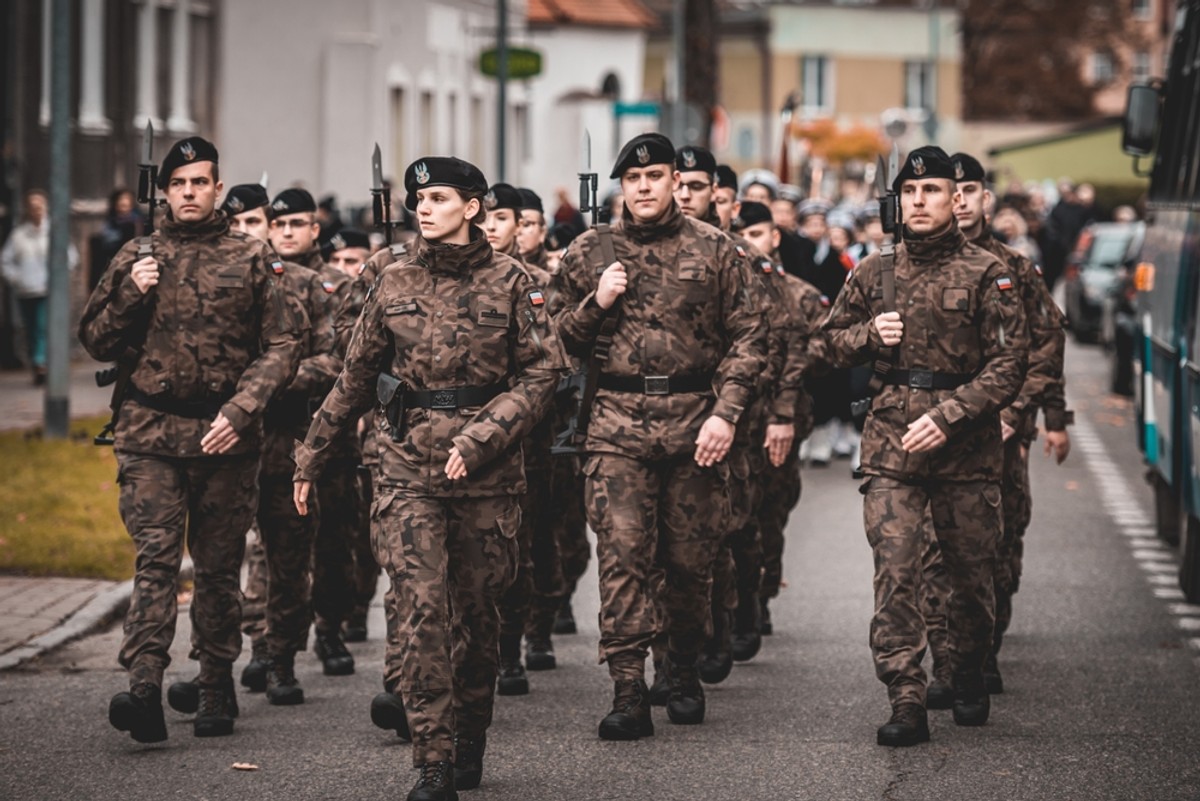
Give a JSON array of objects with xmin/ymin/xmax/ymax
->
[{"xmin": 771, "ymin": 226, "xmax": 781, "ymax": 251}]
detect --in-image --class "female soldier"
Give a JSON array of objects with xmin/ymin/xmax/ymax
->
[{"xmin": 293, "ymin": 157, "xmax": 567, "ymax": 801}]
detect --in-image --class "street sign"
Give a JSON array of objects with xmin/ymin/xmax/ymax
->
[
  {"xmin": 614, "ymin": 101, "xmax": 661, "ymax": 117},
  {"xmin": 479, "ymin": 47, "xmax": 542, "ymax": 79}
]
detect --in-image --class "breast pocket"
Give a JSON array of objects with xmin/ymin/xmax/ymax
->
[
  {"xmin": 675, "ymin": 254, "xmax": 713, "ymax": 308},
  {"xmin": 382, "ymin": 296, "xmax": 429, "ymax": 351},
  {"xmin": 469, "ymin": 293, "xmax": 513, "ymax": 373},
  {"xmin": 201, "ymin": 265, "xmax": 253, "ymax": 317},
  {"xmin": 936, "ymin": 286, "xmax": 976, "ymax": 331}
]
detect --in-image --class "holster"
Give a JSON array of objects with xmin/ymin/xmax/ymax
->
[{"xmin": 377, "ymin": 372, "xmax": 406, "ymax": 442}]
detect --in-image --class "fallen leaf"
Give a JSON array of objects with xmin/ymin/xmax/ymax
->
[
  {"xmin": 232, "ymin": 762, "xmax": 259, "ymax": 771},
  {"xmin": 1065, "ymin": 481, "xmax": 1080, "ymax": 491}
]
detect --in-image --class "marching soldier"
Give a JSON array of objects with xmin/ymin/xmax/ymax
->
[
  {"xmin": 293, "ymin": 156, "xmax": 567, "ymax": 800},
  {"xmin": 712, "ymin": 165, "xmax": 740, "ymax": 230},
  {"xmin": 823, "ymin": 146, "xmax": 1028, "ymax": 747},
  {"xmin": 517, "ymin": 187, "xmax": 551, "ymax": 270},
  {"xmin": 80, "ymin": 138, "xmax": 301, "ymax": 741},
  {"xmin": 552, "ymin": 133, "xmax": 768, "ymax": 739}
]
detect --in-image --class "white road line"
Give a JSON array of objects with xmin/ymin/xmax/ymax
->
[{"xmin": 1154, "ymin": 587, "xmax": 1187, "ymax": 599}]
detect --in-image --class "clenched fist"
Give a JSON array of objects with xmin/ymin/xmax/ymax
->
[
  {"xmin": 130, "ymin": 256, "xmax": 161, "ymax": 294},
  {"xmin": 596, "ymin": 262, "xmax": 628, "ymax": 310}
]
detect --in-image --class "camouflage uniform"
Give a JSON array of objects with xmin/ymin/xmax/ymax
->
[
  {"xmin": 78, "ymin": 214, "xmax": 301, "ymax": 689},
  {"xmin": 822, "ymin": 224, "xmax": 1027, "ymax": 709},
  {"xmin": 293, "ymin": 230, "xmax": 566, "ymax": 766},
  {"xmin": 552, "ymin": 203, "xmax": 768, "ymax": 680}
]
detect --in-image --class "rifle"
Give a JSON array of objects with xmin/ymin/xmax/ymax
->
[
  {"xmin": 551, "ymin": 131, "xmax": 619, "ymax": 456},
  {"xmin": 850, "ymin": 143, "xmax": 903, "ymax": 423},
  {"xmin": 371, "ymin": 143, "xmax": 400, "ymax": 246},
  {"xmin": 95, "ymin": 122, "xmax": 158, "ymax": 446}
]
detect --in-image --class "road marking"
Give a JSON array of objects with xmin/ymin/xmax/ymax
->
[{"xmin": 1072, "ymin": 416, "xmax": 1200, "ymax": 661}]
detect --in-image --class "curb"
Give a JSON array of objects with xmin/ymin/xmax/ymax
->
[{"xmin": 0, "ymin": 557, "xmax": 195, "ymax": 672}]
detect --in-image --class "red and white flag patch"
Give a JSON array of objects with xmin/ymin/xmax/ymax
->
[
  {"xmin": 996, "ymin": 276, "xmax": 1014, "ymax": 291},
  {"xmin": 322, "ymin": 280, "xmax": 336, "ymax": 293},
  {"xmin": 529, "ymin": 290, "xmax": 545, "ymax": 306},
  {"xmin": 271, "ymin": 260, "xmax": 284, "ymax": 275}
]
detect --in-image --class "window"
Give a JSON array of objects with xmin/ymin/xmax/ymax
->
[
  {"xmin": 471, "ymin": 96, "xmax": 483, "ymax": 163},
  {"xmin": 391, "ymin": 87, "xmax": 407, "ymax": 173},
  {"xmin": 447, "ymin": 93, "xmax": 458, "ymax": 155},
  {"xmin": 1090, "ymin": 51, "xmax": 1115, "ymax": 84},
  {"xmin": 419, "ymin": 90, "xmax": 434, "ymax": 155},
  {"xmin": 904, "ymin": 60, "xmax": 935, "ymax": 111},
  {"xmin": 515, "ymin": 104, "xmax": 530, "ymax": 163},
  {"xmin": 800, "ymin": 55, "xmax": 832, "ymax": 114},
  {"xmin": 1133, "ymin": 50, "xmax": 1153, "ymax": 82}
]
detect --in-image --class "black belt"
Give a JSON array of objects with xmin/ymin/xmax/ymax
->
[
  {"xmin": 403, "ymin": 383, "xmax": 507, "ymax": 410},
  {"xmin": 597, "ymin": 372, "xmax": 714, "ymax": 396},
  {"xmin": 881, "ymin": 369, "xmax": 975, "ymax": 390},
  {"xmin": 128, "ymin": 387, "xmax": 228, "ymax": 419}
]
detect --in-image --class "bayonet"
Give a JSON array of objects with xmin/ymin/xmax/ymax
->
[
  {"xmin": 370, "ymin": 143, "xmax": 394, "ymax": 245},
  {"xmin": 878, "ymin": 142, "xmax": 902, "ymax": 241},
  {"xmin": 578, "ymin": 130, "xmax": 599, "ymax": 228},
  {"xmin": 259, "ymin": 171, "xmax": 269, "ymax": 189},
  {"xmin": 136, "ymin": 121, "xmax": 158, "ymax": 235}
]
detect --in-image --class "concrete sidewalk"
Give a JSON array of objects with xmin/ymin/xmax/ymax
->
[
  {"xmin": 0, "ymin": 358, "xmax": 114, "ymax": 432},
  {"xmin": 0, "ymin": 576, "xmax": 131, "ymax": 670}
]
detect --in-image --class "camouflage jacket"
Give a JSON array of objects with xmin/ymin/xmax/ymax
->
[
  {"xmin": 822, "ymin": 225, "xmax": 1028, "ymax": 482},
  {"xmin": 552, "ymin": 203, "xmax": 769, "ymax": 460},
  {"xmin": 523, "ymin": 244, "xmax": 550, "ymax": 272},
  {"xmin": 293, "ymin": 229, "xmax": 568, "ymax": 497},
  {"xmin": 976, "ymin": 232, "xmax": 1070, "ymax": 434},
  {"xmin": 516, "ymin": 257, "xmax": 557, "ymax": 473},
  {"xmin": 78, "ymin": 214, "xmax": 301, "ymax": 457},
  {"xmin": 781, "ymin": 272, "xmax": 829, "ymax": 441},
  {"xmin": 261, "ymin": 262, "xmax": 341, "ymax": 476}
]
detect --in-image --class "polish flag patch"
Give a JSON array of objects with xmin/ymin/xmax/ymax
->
[
  {"xmin": 322, "ymin": 280, "xmax": 336, "ymax": 293},
  {"xmin": 820, "ymin": 295, "xmax": 831, "ymax": 307},
  {"xmin": 529, "ymin": 290, "xmax": 545, "ymax": 306},
  {"xmin": 271, "ymin": 260, "xmax": 284, "ymax": 275},
  {"xmin": 761, "ymin": 260, "xmax": 774, "ymax": 274},
  {"xmin": 996, "ymin": 276, "xmax": 1014, "ymax": 291}
]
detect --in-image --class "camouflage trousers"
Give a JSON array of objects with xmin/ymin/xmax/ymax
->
[
  {"xmin": 373, "ymin": 490, "xmax": 519, "ymax": 767},
  {"xmin": 551, "ymin": 455, "xmax": 591, "ymax": 602},
  {"xmin": 312, "ymin": 459, "xmax": 361, "ymax": 636},
  {"xmin": 862, "ymin": 476, "xmax": 1001, "ymax": 707},
  {"xmin": 252, "ymin": 472, "xmax": 319, "ymax": 658},
  {"xmin": 995, "ymin": 436, "xmax": 1032, "ymax": 655},
  {"xmin": 918, "ymin": 529, "xmax": 953, "ymax": 685},
  {"xmin": 241, "ymin": 528, "xmax": 267, "ymax": 642},
  {"xmin": 759, "ymin": 448, "xmax": 803, "ymax": 601},
  {"xmin": 349, "ymin": 466, "xmax": 380, "ymax": 628},
  {"xmin": 115, "ymin": 452, "xmax": 257, "ymax": 688},
  {"xmin": 712, "ymin": 452, "xmax": 764, "ymax": 630},
  {"xmin": 584, "ymin": 453, "xmax": 727, "ymax": 680},
  {"xmin": 498, "ymin": 467, "xmax": 564, "ymax": 643}
]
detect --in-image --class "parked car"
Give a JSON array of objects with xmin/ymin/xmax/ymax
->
[
  {"xmin": 1107, "ymin": 266, "xmax": 1138, "ymax": 396},
  {"xmin": 1062, "ymin": 221, "xmax": 1146, "ymax": 344}
]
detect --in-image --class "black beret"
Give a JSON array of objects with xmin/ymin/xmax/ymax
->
[
  {"xmin": 716, "ymin": 165, "xmax": 738, "ymax": 191},
  {"xmin": 271, "ymin": 188, "xmax": 317, "ymax": 217},
  {"xmin": 732, "ymin": 201, "xmax": 773, "ymax": 231},
  {"xmin": 893, "ymin": 145, "xmax": 956, "ymax": 191},
  {"xmin": 675, "ymin": 146, "xmax": 717, "ymax": 177},
  {"xmin": 545, "ymin": 222, "xmax": 580, "ymax": 252},
  {"xmin": 157, "ymin": 137, "xmax": 218, "ymax": 190},
  {"xmin": 318, "ymin": 194, "xmax": 337, "ymax": 212},
  {"xmin": 484, "ymin": 183, "xmax": 523, "ymax": 212},
  {"xmin": 403, "ymin": 156, "xmax": 488, "ymax": 211},
  {"xmin": 517, "ymin": 187, "xmax": 543, "ymax": 213},
  {"xmin": 220, "ymin": 184, "xmax": 270, "ymax": 217},
  {"xmin": 327, "ymin": 228, "xmax": 371, "ymax": 253},
  {"xmin": 951, "ymin": 152, "xmax": 987, "ymax": 183},
  {"xmin": 610, "ymin": 132, "xmax": 675, "ymax": 179}
]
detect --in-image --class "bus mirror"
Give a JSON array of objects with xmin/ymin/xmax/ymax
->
[{"xmin": 1122, "ymin": 83, "xmax": 1161, "ymax": 157}]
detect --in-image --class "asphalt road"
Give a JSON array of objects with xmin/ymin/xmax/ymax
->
[{"xmin": 2, "ymin": 340, "xmax": 1199, "ymax": 801}]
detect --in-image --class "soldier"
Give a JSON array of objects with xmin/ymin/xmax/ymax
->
[
  {"xmin": 269, "ymin": 188, "xmax": 360, "ymax": 677},
  {"xmin": 731, "ymin": 201, "xmax": 830, "ymax": 637},
  {"xmin": 517, "ymin": 188, "xmax": 550, "ymax": 270},
  {"xmin": 712, "ymin": 165, "xmax": 740, "ymax": 231},
  {"xmin": 553, "ymin": 132, "xmax": 768, "ymax": 739},
  {"xmin": 80, "ymin": 138, "xmax": 301, "ymax": 741},
  {"xmin": 823, "ymin": 146, "xmax": 1027, "ymax": 747},
  {"xmin": 293, "ymin": 156, "xmax": 567, "ymax": 801},
  {"xmin": 950, "ymin": 152, "xmax": 1071, "ymax": 692}
]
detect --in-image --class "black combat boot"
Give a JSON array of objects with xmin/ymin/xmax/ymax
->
[
  {"xmin": 926, "ymin": 678, "xmax": 954, "ymax": 710},
  {"xmin": 553, "ymin": 599, "xmax": 577, "ymax": 635},
  {"xmin": 453, "ymin": 732, "xmax": 487, "ymax": 791},
  {"xmin": 108, "ymin": 682, "xmax": 168, "ymax": 743},
  {"xmin": 314, "ymin": 630, "xmax": 355, "ymax": 676},
  {"xmin": 524, "ymin": 636, "xmax": 556, "ymax": 671},
  {"xmin": 193, "ymin": 683, "xmax": 237, "ymax": 737},
  {"xmin": 496, "ymin": 633, "xmax": 529, "ymax": 696},
  {"xmin": 240, "ymin": 638, "xmax": 270, "ymax": 692},
  {"xmin": 647, "ymin": 659, "xmax": 670, "ymax": 706},
  {"xmin": 983, "ymin": 652, "xmax": 1004, "ymax": 695},
  {"xmin": 698, "ymin": 607, "xmax": 734, "ymax": 685},
  {"xmin": 666, "ymin": 658, "xmax": 706, "ymax": 725},
  {"xmin": 342, "ymin": 611, "xmax": 368, "ymax": 643},
  {"xmin": 731, "ymin": 598, "xmax": 762, "ymax": 662},
  {"xmin": 759, "ymin": 598, "xmax": 773, "ymax": 636},
  {"xmin": 265, "ymin": 655, "xmax": 304, "ymax": 706},
  {"xmin": 877, "ymin": 703, "xmax": 930, "ymax": 747},
  {"xmin": 408, "ymin": 760, "xmax": 458, "ymax": 801},
  {"xmin": 952, "ymin": 673, "xmax": 990, "ymax": 727},
  {"xmin": 598, "ymin": 678, "xmax": 654, "ymax": 741},
  {"xmin": 168, "ymin": 675, "xmax": 239, "ymax": 718},
  {"xmin": 370, "ymin": 678, "xmax": 411, "ymax": 741}
]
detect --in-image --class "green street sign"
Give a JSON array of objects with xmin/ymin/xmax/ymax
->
[{"xmin": 480, "ymin": 47, "xmax": 542, "ymax": 79}]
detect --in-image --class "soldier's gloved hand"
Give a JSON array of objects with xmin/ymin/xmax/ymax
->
[
  {"xmin": 695, "ymin": 415, "xmax": 735, "ymax": 467},
  {"xmin": 200, "ymin": 413, "xmax": 241, "ymax": 454},
  {"xmin": 445, "ymin": 447, "xmax": 468, "ymax": 481},
  {"xmin": 294, "ymin": 480, "xmax": 313, "ymax": 516},
  {"xmin": 764, "ymin": 423, "xmax": 795, "ymax": 467},
  {"xmin": 596, "ymin": 262, "xmax": 628, "ymax": 310},
  {"xmin": 1044, "ymin": 429, "xmax": 1070, "ymax": 464},
  {"xmin": 901, "ymin": 413, "xmax": 947, "ymax": 453},
  {"xmin": 873, "ymin": 311, "xmax": 903, "ymax": 347},
  {"xmin": 130, "ymin": 256, "xmax": 161, "ymax": 294}
]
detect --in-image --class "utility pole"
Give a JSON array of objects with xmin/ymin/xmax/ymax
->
[
  {"xmin": 925, "ymin": 0, "xmax": 940, "ymax": 142},
  {"xmin": 671, "ymin": 0, "xmax": 685, "ymax": 144},
  {"xmin": 496, "ymin": 0, "xmax": 509, "ymax": 181},
  {"xmin": 45, "ymin": 0, "xmax": 72, "ymax": 438}
]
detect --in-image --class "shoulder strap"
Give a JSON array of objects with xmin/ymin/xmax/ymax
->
[
  {"xmin": 866, "ymin": 242, "xmax": 897, "ymax": 394},
  {"xmin": 574, "ymin": 224, "xmax": 621, "ymax": 444}
]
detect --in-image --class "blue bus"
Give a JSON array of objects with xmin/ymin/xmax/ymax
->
[{"xmin": 1122, "ymin": 0, "xmax": 1200, "ymax": 600}]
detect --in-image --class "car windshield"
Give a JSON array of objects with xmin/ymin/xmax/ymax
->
[{"xmin": 1086, "ymin": 232, "xmax": 1132, "ymax": 269}]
